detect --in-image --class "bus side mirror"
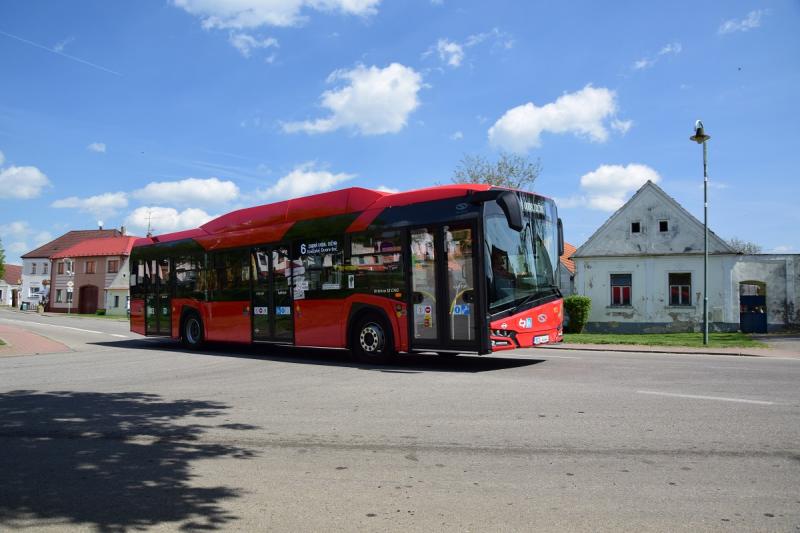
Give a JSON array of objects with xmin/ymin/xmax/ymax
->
[
  {"xmin": 497, "ymin": 191, "xmax": 524, "ymax": 232},
  {"xmin": 557, "ymin": 218, "xmax": 564, "ymax": 257}
]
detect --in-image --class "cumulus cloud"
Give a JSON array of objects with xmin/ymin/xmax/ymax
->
[
  {"xmin": 719, "ymin": 10, "xmax": 765, "ymax": 35},
  {"xmin": 173, "ymin": 0, "xmax": 381, "ymax": 29},
  {"xmin": 435, "ymin": 39, "xmax": 463, "ymax": 67},
  {"xmin": 0, "ymin": 221, "xmax": 53, "ymax": 260},
  {"xmin": 488, "ymin": 85, "xmax": 624, "ymax": 153},
  {"xmin": 51, "ymin": 192, "xmax": 129, "ymax": 218},
  {"xmin": 376, "ymin": 185, "xmax": 399, "ymax": 193},
  {"xmin": 0, "ymin": 160, "xmax": 52, "ymax": 199},
  {"xmin": 229, "ymin": 32, "xmax": 278, "ymax": 57},
  {"xmin": 558, "ymin": 164, "xmax": 661, "ymax": 212},
  {"xmin": 133, "ymin": 177, "xmax": 240, "ymax": 206},
  {"xmin": 282, "ymin": 63, "xmax": 423, "ymax": 135},
  {"xmin": 257, "ymin": 162, "xmax": 354, "ymax": 200},
  {"xmin": 87, "ymin": 142, "xmax": 106, "ymax": 153},
  {"xmin": 125, "ymin": 206, "xmax": 216, "ymax": 235}
]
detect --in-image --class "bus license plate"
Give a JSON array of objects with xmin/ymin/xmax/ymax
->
[{"xmin": 533, "ymin": 335, "xmax": 550, "ymax": 345}]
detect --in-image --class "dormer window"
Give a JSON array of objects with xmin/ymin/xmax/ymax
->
[
  {"xmin": 631, "ymin": 222, "xmax": 641, "ymax": 234},
  {"xmin": 659, "ymin": 220, "xmax": 669, "ymax": 232}
]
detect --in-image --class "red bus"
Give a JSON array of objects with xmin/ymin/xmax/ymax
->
[{"xmin": 129, "ymin": 184, "xmax": 565, "ymax": 362}]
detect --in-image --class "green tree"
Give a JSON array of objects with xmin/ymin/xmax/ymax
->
[
  {"xmin": 452, "ymin": 151, "xmax": 542, "ymax": 190},
  {"xmin": 727, "ymin": 237, "xmax": 762, "ymax": 254}
]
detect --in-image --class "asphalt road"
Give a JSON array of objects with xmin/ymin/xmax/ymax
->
[{"xmin": 1, "ymin": 308, "xmax": 799, "ymax": 532}]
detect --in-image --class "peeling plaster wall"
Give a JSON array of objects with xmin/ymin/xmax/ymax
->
[{"xmin": 575, "ymin": 254, "xmax": 800, "ymax": 332}]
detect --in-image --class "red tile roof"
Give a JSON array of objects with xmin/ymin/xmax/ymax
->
[
  {"xmin": 560, "ymin": 242, "xmax": 576, "ymax": 274},
  {"xmin": 1, "ymin": 264, "xmax": 22, "ymax": 285},
  {"xmin": 51, "ymin": 236, "xmax": 139, "ymax": 259},
  {"xmin": 21, "ymin": 229, "xmax": 123, "ymax": 259}
]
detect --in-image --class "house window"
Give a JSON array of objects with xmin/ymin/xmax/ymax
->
[
  {"xmin": 669, "ymin": 273, "xmax": 691, "ymax": 306},
  {"xmin": 659, "ymin": 220, "xmax": 669, "ymax": 232},
  {"xmin": 108, "ymin": 259, "xmax": 119, "ymax": 273},
  {"xmin": 66, "ymin": 291, "xmax": 73, "ymax": 304},
  {"xmin": 114, "ymin": 295, "xmax": 120, "ymax": 308},
  {"xmin": 610, "ymin": 274, "xmax": 632, "ymax": 306},
  {"xmin": 43, "ymin": 263, "xmax": 48, "ymax": 275},
  {"xmin": 631, "ymin": 222, "xmax": 641, "ymax": 234},
  {"xmin": 85, "ymin": 261, "xmax": 96, "ymax": 274},
  {"xmin": 56, "ymin": 289, "xmax": 63, "ymax": 303},
  {"xmin": 31, "ymin": 263, "xmax": 37, "ymax": 275},
  {"xmin": 58, "ymin": 262, "xmax": 65, "ymax": 275}
]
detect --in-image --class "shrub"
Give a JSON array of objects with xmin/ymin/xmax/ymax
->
[
  {"xmin": 96, "ymin": 309, "xmax": 106, "ymax": 316},
  {"xmin": 563, "ymin": 296, "xmax": 591, "ymax": 333}
]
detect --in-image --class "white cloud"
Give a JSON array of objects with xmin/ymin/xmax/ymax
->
[
  {"xmin": 0, "ymin": 164, "xmax": 52, "ymax": 199},
  {"xmin": 633, "ymin": 42, "xmax": 681, "ymax": 70},
  {"xmin": 133, "ymin": 177, "xmax": 240, "ymax": 206},
  {"xmin": 257, "ymin": 162, "xmax": 354, "ymax": 200},
  {"xmin": 87, "ymin": 142, "xmax": 106, "ymax": 153},
  {"xmin": 488, "ymin": 85, "xmax": 622, "ymax": 153},
  {"xmin": 376, "ymin": 185, "xmax": 399, "ymax": 193},
  {"xmin": 0, "ymin": 221, "xmax": 53, "ymax": 260},
  {"xmin": 229, "ymin": 32, "xmax": 278, "ymax": 57},
  {"xmin": 51, "ymin": 192, "xmax": 129, "ymax": 218},
  {"xmin": 450, "ymin": 130, "xmax": 463, "ymax": 140},
  {"xmin": 282, "ymin": 63, "xmax": 423, "ymax": 135},
  {"xmin": 0, "ymin": 150, "xmax": 4, "ymax": 166},
  {"xmin": 436, "ymin": 39, "xmax": 464, "ymax": 67},
  {"xmin": 173, "ymin": 0, "xmax": 381, "ymax": 29},
  {"xmin": 558, "ymin": 163, "xmax": 661, "ymax": 212},
  {"xmin": 719, "ymin": 10, "xmax": 765, "ymax": 35},
  {"xmin": 611, "ymin": 119, "xmax": 633, "ymax": 135},
  {"xmin": 124, "ymin": 206, "xmax": 215, "ymax": 235}
]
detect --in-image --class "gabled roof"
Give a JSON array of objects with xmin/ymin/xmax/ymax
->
[
  {"xmin": 21, "ymin": 229, "xmax": 123, "ymax": 259},
  {"xmin": 1, "ymin": 264, "xmax": 22, "ymax": 285},
  {"xmin": 572, "ymin": 180, "xmax": 735, "ymax": 258},
  {"xmin": 560, "ymin": 242, "xmax": 576, "ymax": 274},
  {"xmin": 51, "ymin": 236, "xmax": 139, "ymax": 260}
]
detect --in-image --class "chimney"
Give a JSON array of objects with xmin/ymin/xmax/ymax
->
[
  {"xmin": 98, "ymin": 220, "xmax": 104, "ymax": 230},
  {"xmin": 120, "ymin": 225, "xmax": 126, "ymax": 236}
]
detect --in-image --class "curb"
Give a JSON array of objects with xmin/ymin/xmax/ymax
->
[{"xmin": 539, "ymin": 344, "xmax": 784, "ymax": 358}]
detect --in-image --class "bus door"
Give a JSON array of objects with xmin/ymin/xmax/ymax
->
[
  {"xmin": 407, "ymin": 223, "xmax": 483, "ymax": 353},
  {"xmin": 145, "ymin": 258, "xmax": 172, "ymax": 335},
  {"xmin": 252, "ymin": 246, "xmax": 294, "ymax": 342}
]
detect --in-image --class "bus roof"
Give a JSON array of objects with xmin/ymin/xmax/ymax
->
[{"xmin": 133, "ymin": 183, "xmax": 531, "ymax": 249}]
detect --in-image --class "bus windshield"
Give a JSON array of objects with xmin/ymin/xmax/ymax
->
[{"xmin": 484, "ymin": 195, "xmax": 557, "ymax": 313}]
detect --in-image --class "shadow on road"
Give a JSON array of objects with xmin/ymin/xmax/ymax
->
[
  {"xmin": 0, "ymin": 390, "xmax": 257, "ymax": 531},
  {"xmin": 90, "ymin": 338, "xmax": 546, "ymax": 373}
]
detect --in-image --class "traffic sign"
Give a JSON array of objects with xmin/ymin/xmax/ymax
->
[{"xmin": 67, "ymin": 281, "xmax": 74, "ymax": 288}]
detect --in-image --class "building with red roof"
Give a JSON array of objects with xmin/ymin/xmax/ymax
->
[
  {"xmin": 558, "ymin": 241, "xmax": 577, "ymax": 295},
  {"xmin": 1, "ymin": 264, "xmax": 23, "ymax": 307},
  {"xmin": 49, "ymin": 236, "xmax": 138, "ymax": 315}
]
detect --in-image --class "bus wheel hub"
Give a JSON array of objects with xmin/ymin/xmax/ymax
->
[{"xmin": 360, "ymin": 325, "xmax": 382, "ymax": 353}]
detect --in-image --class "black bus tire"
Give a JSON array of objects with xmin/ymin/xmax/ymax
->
[
  {"xmin": 181, "ymin": 312, "xmax": 204, "ymax": 349},
  {"xmin": 351, "ymin": 313, "xmax": 396, "ymax": 364}
]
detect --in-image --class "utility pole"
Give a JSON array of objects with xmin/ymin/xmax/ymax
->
[{"xmin": 690, "ymin": 121, "xmax": 711, "ymax": 345}]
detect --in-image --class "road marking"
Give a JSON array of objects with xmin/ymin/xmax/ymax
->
[
  {"xmin": 1, "ymin": 318, "xmax": 111, "ymax": 336},
  {"xmin": 636, "ymin": 390, "xmax": 775, "ymax": 405},
  {"xmin": 542, "ymin": 354, "xmax": 581, "ymax": 359},
  {"xmin": 110, "ymin": 334, "xmax": 129, "ymax": 338}
]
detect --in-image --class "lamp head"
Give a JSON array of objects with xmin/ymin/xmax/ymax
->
[{"xmin": 690, "ymin": 119, "xmax": 711, "ymax": 144}]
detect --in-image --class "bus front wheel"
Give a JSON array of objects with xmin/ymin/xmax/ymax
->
[
  {"xmin": 181, "ymin": 312, "xmax": 204, "ymax": 349},
  {"xmin": 351, "ymin": 313, "xmax": 395, "ymax": 364}
]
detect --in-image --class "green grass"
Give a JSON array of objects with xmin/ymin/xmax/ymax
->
[{"xmin": 563, "ymin": 332, "xmax": 767, "ymax": 349}]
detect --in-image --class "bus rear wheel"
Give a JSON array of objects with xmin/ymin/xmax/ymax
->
[
  {"xmin": 181, "ymin": 312, "xmax": 204, "ymax": 349},
  {"xmin": 351, "ymin": 313, "xmax": 395, "ymax": 364}
]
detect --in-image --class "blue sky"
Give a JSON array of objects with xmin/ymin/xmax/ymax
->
[{"xmin": 1, "ymin": 0, "xmax": 798, "ymax": 263}]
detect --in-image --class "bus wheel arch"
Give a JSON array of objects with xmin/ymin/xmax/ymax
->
[
  {"xmin": 348, "ymin": 306, "xmax": 396, "ymax": 363},
  {"xmin": 180, "ymin": 307, "xmax": 205, "ymax": 348}
]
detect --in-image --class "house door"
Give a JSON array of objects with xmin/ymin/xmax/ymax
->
[
  {"xmin": 79, "ymin": 285, "xmax": 98, "ymax": 314},
  {"xmin": 407, "ymin": 223, "xmax": 483, "ymax": 353},
  {"xmin": 252, "ymin": 245, "xmax": 294, "ymax": 342},
  {"xmin": 739, "ymin": 281, "xmax": 767, "ymax": 333}
]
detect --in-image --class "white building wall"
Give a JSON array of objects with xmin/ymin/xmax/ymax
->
[{"xmin": 21, "ymin": 258, "xmax": 50, "ymax": 307}]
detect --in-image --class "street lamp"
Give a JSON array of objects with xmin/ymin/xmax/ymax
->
[{"xmin": 690, "ymin": 120, "xmax": 711, "ymax": 345}]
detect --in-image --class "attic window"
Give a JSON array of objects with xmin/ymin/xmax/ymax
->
[
  {"xmin": 631, "ymin": 222, "xmax": 641, "ymax": 234},
  {"xmin": 659, "ymin": 220, "xmax": 669, "ymax": 232}
]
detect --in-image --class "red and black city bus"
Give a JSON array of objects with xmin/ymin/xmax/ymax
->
[{"xmin": 129, "ymin": 184, "xmax": 565, "ymax": 362}]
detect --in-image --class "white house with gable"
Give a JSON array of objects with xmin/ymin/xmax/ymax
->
[{"xmin": 572, "ymin": 181, "xmax": 799, "ymax": 333}]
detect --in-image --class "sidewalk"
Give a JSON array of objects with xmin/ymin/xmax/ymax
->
[
  {"xmin": 541, "ymin": 341, "xmax": 799, "ymax": 358},
  {"xmin": 0, "ymin": 324, "xmax": 71, "ymax": 357}
]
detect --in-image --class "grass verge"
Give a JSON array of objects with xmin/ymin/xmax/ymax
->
[{"xmin": 563, "ymin": 332, "xmax": 767, "ymax": 349}]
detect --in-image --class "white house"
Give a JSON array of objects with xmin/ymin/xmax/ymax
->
[
  {"xmin": 572, "ymin": 181, "xmax": 799, "ymax": 333},
  {"xmin": 0, "ymin": 264, "xmax": 22, "ymax": 307}
]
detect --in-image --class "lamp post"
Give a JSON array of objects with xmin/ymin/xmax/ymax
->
[{"xmin": 690, "ymin": 120, "xmax": 711, "ymax": 345}]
